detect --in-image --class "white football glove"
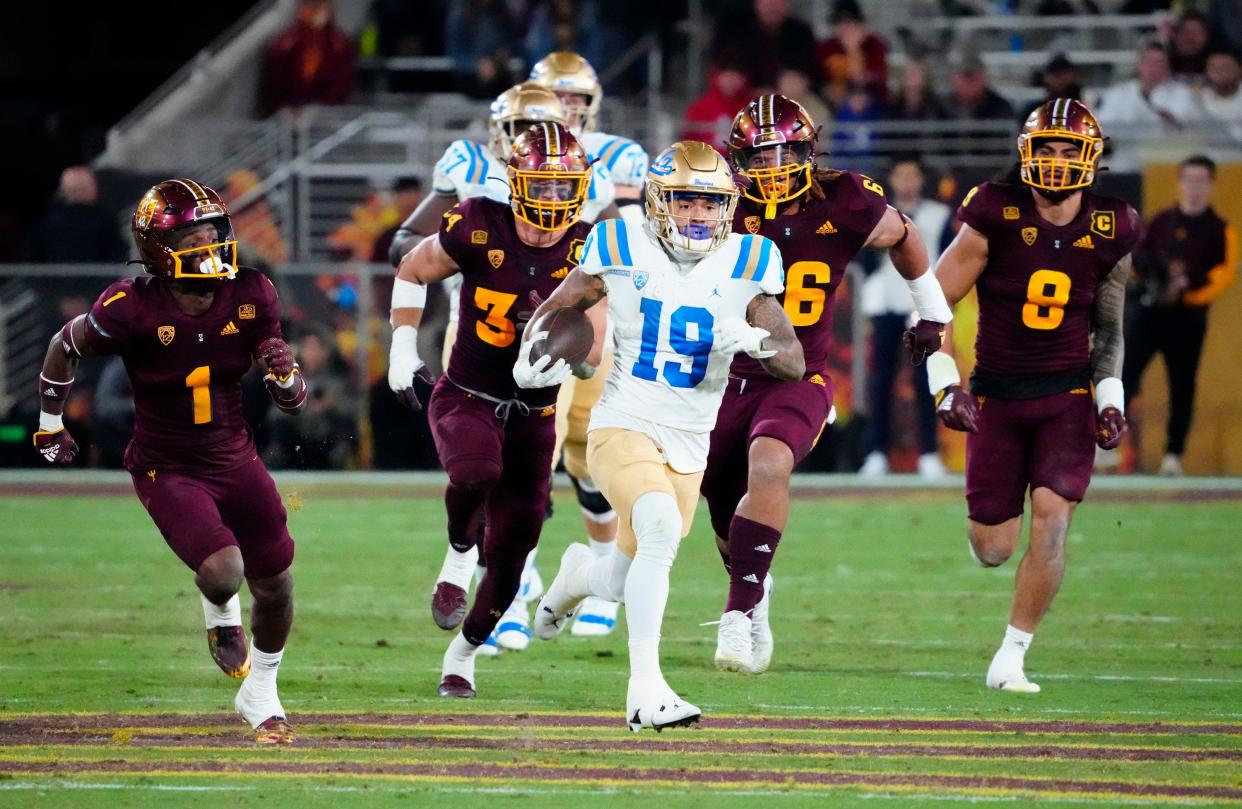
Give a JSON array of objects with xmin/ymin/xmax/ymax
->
[
  {"xmin": 513, "ymin": 331, "xmax": 572, "ymax": 389},
  {"xmin": 713, "ymin": 317, "xmax": 775, "ymax": 358},
  {"xmin": 388, "ymin": 325, "xmax": 427, "ymax": 409}
]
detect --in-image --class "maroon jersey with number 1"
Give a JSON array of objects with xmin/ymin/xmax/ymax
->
[
  {"xmin": 437, "ymin": 197, "xmax": 592, "ymax": 407},
  {"xmin": 958, "ymin": 181, "xmax": 1140, "ymax": 398},
  {"xmin": 84, "ymin": 267, "xmax": 283, "ymax": 473}
]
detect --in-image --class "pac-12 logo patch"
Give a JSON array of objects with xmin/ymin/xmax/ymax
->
[
  {"xmin": 1021, "ymin": 227, "xmax": 1038, "ymax": 246},
  {"xmin": 744, "ymin": 215, "xmax": 760, "ymax": 234},
  {"xmin": 488, "ymin": 249, "xmax": 505, "ymax": 268},
  {"xmin": 633, "ymin": 270, "xmax": 650, "ymax": 290},
  {"xmin": 157, "ymin": 326, "xmax": 175, "ymax": 346}
]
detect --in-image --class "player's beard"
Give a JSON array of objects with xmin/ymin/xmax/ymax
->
[
  {"xmin": 1033, "ymin": 187, "xmax": 1074, "ymax": 204},
  {"xmin": 168, "ymin": 278, "xmax": 220, "ymax": 299}
]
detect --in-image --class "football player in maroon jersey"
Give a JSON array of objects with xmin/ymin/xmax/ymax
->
[
  {"xmin": 927, "ymin": 99, "xmax": 1139, "ymax": 692},
  {"xmin": 702, "ymin": 94, "xmax": 954, "ymax": 674},
  {"xmin": 32, "ymin": 179, "xmax": 308, "ymax": 743},
  {"xmin": 388, "ymin": 123, "xmax": 604, "ymax": 698}
]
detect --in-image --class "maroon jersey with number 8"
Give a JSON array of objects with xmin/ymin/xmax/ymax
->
[
  {"xmin": 437, "ymin": 197, "xmax": 592, "ymax": 407},
  {"xmin": 84, "ymin": 268, "xmax": 283, "ymax": 473},
  {"xmin": 958, "ymin": 181, "xmax": 1140, "ymax": 397}
]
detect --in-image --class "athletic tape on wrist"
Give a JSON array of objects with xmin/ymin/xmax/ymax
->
[
  {"xmin": 906, "ymin": 272, "xmax": 954, "ymax": 324},
  {"xmin": 390, "ymin": 324, "xmax": 421, "ymax": 363},
  {"xmin": 392, "ymin": 278, "xmax": 427, "ymax": 310},
  {"xmin": 1095, "ymin": 377, "xmax": 1124, "ymax": 415},
  {"xmin": 38, "ymin": 411, "xmax": 64, "ymax": 432},
  {"xmin": 926, "ymin": 352, "xmax": 961, "ymax": 396}
]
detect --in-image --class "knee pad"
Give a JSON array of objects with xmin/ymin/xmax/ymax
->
[
  {"xmin": 569, "ymin": 474, "xmax": 615, "ymax": 523},
  {"xmin": 630, "ymin": 491, "xmax": 683, "ymax": 568},
  {"xmin": 446, "ymin": 456, "xmax": 502, "ymax": 492}
]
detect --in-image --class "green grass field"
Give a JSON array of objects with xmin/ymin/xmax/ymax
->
[{"xmin": 2, "ymin": 479, "xmax": 1241, "ymax": 807}]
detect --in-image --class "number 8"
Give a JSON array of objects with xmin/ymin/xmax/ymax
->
[{"xmin": 1022, "ymin": 269, "xmax": 1072, "ymax": 330}]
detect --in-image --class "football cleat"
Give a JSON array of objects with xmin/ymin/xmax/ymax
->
[
  {"xmin": 534, "ymin": 543, "xmax": 594, "ymax": 640},
  {"xmin": 570, "ymin": 596, "xmax": 619, "ymax": 636},
  {"xmin": 626, "ymin": 678, "xmax": 701, "ymax": 733},
  {"xmin": 252, "ymin": 716, "xmax": 295, "ymax": 745},
  {"xmin": 750, "ymin": 574, "xmax": 774, "ymax": 674},
  {"xmin": 714, "ymin": 610, "xmax": 754, "ymax": 673},
  {"xmin": 986, "ymin": 670, "xmax": 1042, "ymax": 693},
  {"xmin": 437, "ymin": 674, "xmax": 477, "ymax": 698},
  {"xmin": 431, "ymin": 581, "xmax": 468, "ymax": 630},
  {"xmin": 495, "ymin": 599, "xmax": 533, "ymax": 651},
  {"xmin": 207, "ymin": 625, "xmax": 251, "ymax": 679},
  {"xmin": 477, "ymin": 631, "xmax": 501, "ymax": 656},
  {"xmin": 518, "ymin": 559, "xmax": 544, "ymax": 602}
]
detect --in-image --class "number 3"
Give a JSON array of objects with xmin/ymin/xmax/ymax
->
[
  {"xmin": 1022, "ymin": 269, "xmax": 1072, "ymax": 330},
  {"xmin": 474, "ymin": 286, "xmax": 518, "ymax": 347}
]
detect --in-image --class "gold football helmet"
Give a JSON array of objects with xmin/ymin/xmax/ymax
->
[
  {"xmin": 529, "ymin": 51, "xmax": 603, "ymax": 134},
  {"xmin": 1017, "ymin": 98, "xmax": 1104, "ymax": 192},
  {"xmin": 645, "ymin": 141, "xmax": 739, "ymax": 257},
  {"xmin": 489, "ymin": 82, "xmax": 567, "ymax": 161}
]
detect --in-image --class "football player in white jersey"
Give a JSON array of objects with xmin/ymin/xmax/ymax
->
[
  {"xmin": 528, "ymin": 52, "xmax": 651, "ymax": 637},
  {"xmin": 514, "ymin": 141, "xmax": 805, "ymax": 731},
  {"xmin": 386, "ymin": 85, "xmax": 618, "ymax": 655}
]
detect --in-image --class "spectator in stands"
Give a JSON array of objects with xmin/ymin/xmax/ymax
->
[
  {"xmin": 1123, "ymin": 155, "xmax": 1237, "ymax": 476},
  {"xmin": 1208, "ymin": 0, "xmax": 1242, "ymax": 57},
  {"xmin": 859, "ymin": 155, "xmax": 955, "ymax": 478},
  {"xmin": 446, "ymin": 0, "xmax": 517, "ymax": 87},
  {"xmin": 716, "ymin": 0, "xmax": 820, "ymax": 90},
  {"xmin": 367, "ymin": 0, "xmax": 446, "ymax": 57},
  {"xmin": 1017, "ymin": 53, "xmax": 1083, "ymax": 122},
  {"xmin": 831, "ymin": 81, "xmax": 885, "ymax": 158},
  {"xmin": 945, "ymin": 54, "xmax": 1013, "ymax": 120},
  {"xmin": 372, "ymin": 177, "xmax": 425, "ymax": 263},
  {"xmin": 1096, "ymin": 41, "xmax": 1203, "ymax": 130},
  {"xmin": 682, "ymin": 55, "xmax": 753, "ymax": 148},
  {"xmin": 264, "ymin": 331, "xmax": 356, "ymax": 469},
  {"xmin": 1200, "ymin": 50, "xmax": 1242, "ymax": 138},
  {"xmin": 817, "ymin": 0, "xmax": 888, "ymax": 108},
  {"xmin": 463, "ymin": 49, "xmax": 516, "ymax": 99},
  {"xmin": 885, "ymin": 57, "xmax": 946, "ymax": 121},
  {"xmin": 28, "ymin": 166, "xmax": 126, "ymax": 264},
  {"xmin": 260, "ymin": 0, "xmax": 356, "ymax": 117},
  {"xmin": 777, "ymin": 69, "xmax": 831, "ymax": 130},
  {"xmin": 1168, "ymin": 11, "xmax": 1212, "ymax": 81}
]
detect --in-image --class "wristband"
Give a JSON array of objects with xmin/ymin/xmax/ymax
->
[
  {"xmin": 1095, "ymin": 377, "xmax": 1124, "ymax": 415},
  {"xmin": 392, "ymin": 278, "xmax": 427, "ymax": 309},
  {"xmin": 38, "ymin": 374, "xmax": 74, "ymax": 402},
  {"xmin": 39, "ymin": 411, "xmax": 64, "ymax": 432},
  {"xmin": 906, "ymin": 271, "xmax": 954, "ymax": 324},
  {"xmin": 926, "ymin": 351, "xmax": 961, "ymax": 396}
]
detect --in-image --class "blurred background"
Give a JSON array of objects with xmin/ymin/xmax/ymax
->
[{"xmin": 3, "ymin": 0, "xmax": 1240, "ymax": 475}]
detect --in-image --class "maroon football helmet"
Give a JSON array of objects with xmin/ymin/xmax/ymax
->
[
  {"xmin": 506, "ymin": 122, "xmax": 592, "ymax": 231},
  {"xmin": 132, "ymin": 179, "xmax": 238, "ymax": 281},
  {"xmin": 1017, "ymin": 98, "xmax": 1104, "ymax": 192},
  {"xmin": 727, "ymin": 94, "xmax": 818, "ymax": 217}
]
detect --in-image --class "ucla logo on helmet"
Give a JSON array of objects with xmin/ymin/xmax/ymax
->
[
  {"xmin": 649, "ymin": 150, "xmax": 676, "ymax": 176},
  {"xmin": 633, "ymin": 270, "xmax": 650, "ymax": 290}
]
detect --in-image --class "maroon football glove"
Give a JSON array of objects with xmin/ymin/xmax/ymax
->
[
  {"xmin": 257, "ymin": 337, "xmax": 296, "ymax": 379},
  {"xmin": 393, "ymin": 365, "xmax": 437, "ymax": 412},
  {"xmin": 902, "ymin": 319, "xmax": 946, "ymax": 364},
  {"xmin": 936, "ymin": 384, "xmax": 980, "ymax": 433},
  {"xmin": 34, "ymin": 427, "xmax": 78, "ymax": 464},
  {"xmin": 264, "ymin": 368, "xmax": 309, "ymax": 414},
  {"xmin": 1095, "ymin": 405, "xmax": 1127, "ymax": 450}
]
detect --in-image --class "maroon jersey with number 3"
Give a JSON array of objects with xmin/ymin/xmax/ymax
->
[
  {"xmin": 438, "ymin": 197, "xmax": 592, "ymax": 407},
  {"xmin": 84, "ymin": 268, "xmax": 283, "ymax": 472},
  {"xmin": 958, "ymin": 182, "xmax": 1140, "ymax": 397},
  {"xmin": 729, "ymin": 170, "xmax": 888, "ymax": 380}
]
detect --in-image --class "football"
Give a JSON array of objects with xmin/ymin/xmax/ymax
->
[{"xmin": 530, "ymin": 306, "xmax": 593, "ymax": 368}]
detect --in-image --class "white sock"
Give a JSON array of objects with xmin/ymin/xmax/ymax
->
[
  {"xmin": 565, "ymin": 547, "xmax": 630, "ymax": 603},
  {"xmin": 993, "ymin": 624, "xmax": 1034, "ymax": 672},
  {"xmin": 443, "ymin": 632, "xmax": 480, "ymax": 683},
  {"xmin": 474, "ymin": 564, "xmax": 487, "ymax": 586},
  {"xmin": 437, "ymin": 544, "xmax": 478, "ymax": 589},
  {"xmin": 201, "ymin": 592, "xmax": 241, "ymax": 629},
  {"xmin": 588, "ymin": 538, "xmax": 614, "ymax": 557},
  {"xmin": 624, "ymin": 491, "xmax": 683, "ymax": 682}
]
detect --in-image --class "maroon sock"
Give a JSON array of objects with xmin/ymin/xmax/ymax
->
[
  {"xmin": 725, "ymin": 515, "xmax": 782, "ymax": 615},
  {"xmin": 717, "ymin": 544, "xmax": 731, "ymax": 573},
  {"xmin": 444, "ymin": 483, "xmax": 486, "ymax": 553}
]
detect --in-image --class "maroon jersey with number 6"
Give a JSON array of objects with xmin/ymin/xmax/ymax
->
[
  {"xmin": 438, "ymin": 197, "xmax": 592, "ymax": 407},
  {"xmin": 958, "ymin": 181, "xmax": 1140, "ymax": 398},
  {"xmin": 729, "ymin": 170, "xmax": 889, "ymax": 380},
  {"xmin": 84, "ymin": 268, "xmax": 283, "ymax": 473}
]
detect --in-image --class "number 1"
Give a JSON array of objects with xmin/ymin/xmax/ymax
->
[{"xmin": 185, "ymin": 365, "xmax": 212, "ymax": 424}]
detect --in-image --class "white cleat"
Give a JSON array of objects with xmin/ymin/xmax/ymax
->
[
  {"xmin": 987, "ymin": 671, "xmax": 1042, "ymax": 693},
  {"xmin": 234, "ymin": 675, "xmax": 287, "ymax": 732},
  {"xmin": 494, "ymin": 599, "xmax": 532, "ymax": 651},
  {"xmin": 858, "ymin": 451, "xmax": 889, "ymax": 477},
  {"xmin": 750, "ymin": 574, "xmax": 774, "ymax": 674},
  {"xmin": 518, "ymin": 559, "xmax": 544, "ymax": 603},
  {"xmin": 534, "ymin": 543, "xmax": 594, "ymax": 640},
  {"xmin": 714, "ymin": 610, "xmax": 755, "ymax": 673},
  {"xmin": 917, "ymin": 452, "xmax": 948, "ymax": 479},
  {"xmin": 626, "ymin": 678, "xmax": 701, "ymax": 733},
  {"xmin": 476, "ymin": 630, "xmax": 501, "ymax": 657},
  {"xmin": 570, "ymin": 596, "xmax": 620, "ymax": 636}
]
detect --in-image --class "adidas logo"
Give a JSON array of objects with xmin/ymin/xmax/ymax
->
[
  {"xmin": 754, "ymin": 544, "xmax": 772, "ymax": 553},
  {"xmin": 551, "ymin": 266, "xmax": 569, "ymax": 279},
  {"xmin": 815, "ymin": 219, "xmax": 837, "ymax": 235},
  {"xmin": 220, "ymin": 321, "xmax": 240, "ymax": 336},
  {"xmin": 743, "ymin": 573, "xmax": 760, "ymax": 583},
  {"xmin": 1073, "ymin": 234, "xmax": 1095, "ymax": 249},
  {"xmin": 43, "ymin": 387, "xmax": 57, "ymax": 397}
]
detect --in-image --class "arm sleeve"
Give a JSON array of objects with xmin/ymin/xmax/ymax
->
[
  {"xmin": 1184, "ymin": 223, "xmax": 1239, "ymax": 306},
  {"xmin": 84, "ymin": 281, "xmax": 136, "ymax": 355}
]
